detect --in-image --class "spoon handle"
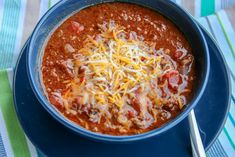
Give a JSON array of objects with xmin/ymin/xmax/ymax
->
[{"xmin": 188, "ymin": 110, "xmax": 206, "ymax": 157}]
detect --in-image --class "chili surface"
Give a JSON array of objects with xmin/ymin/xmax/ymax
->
[{"xmin": 41, "ymin": 3, "xmax": 195, "ymax": 135}]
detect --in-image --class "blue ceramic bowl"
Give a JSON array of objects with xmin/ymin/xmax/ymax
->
[{"xmin": 27, "ymin": 0, "xmax": 210, "ymax": 143}]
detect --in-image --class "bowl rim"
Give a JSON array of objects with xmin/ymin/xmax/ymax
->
[{"xmin": 26, "ymin": 0, "xmax": 210, "ymax": 143}]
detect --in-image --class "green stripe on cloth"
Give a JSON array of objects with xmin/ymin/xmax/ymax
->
[
  {"xmin": 0, "ymin": 70, "xmax": 30, "ymax": 157},
  {"xmin": 223, "ymin": 128, "xmax": 235, "ymax": 150},
  {"xmin": 216, "ymin": 13, "xmax": 235, "ymax": 58},
  {"xmin": 201, "ymin": 0, "xmax": 215, "ymax": 16},
  {"xmin": 48, "ymin": 0, "xmax": 51, "ymax": 8},
  {"xmin": 0, "ymin": 0, "xmax": 21, "ymax": 69}
]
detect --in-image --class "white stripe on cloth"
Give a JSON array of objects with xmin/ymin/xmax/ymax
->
[
  {"xmin": 213, "ymin": 140, "xmax": 228, "ymax": 157},
  {"xmin": 207, "ymin": 146, "xmax": 217, "ymax": 157},
  {"xmin": 39, "ymin": 0, "xmax": 60, "ymax": 18},
  {"xmin": 230, "ymin": 72, "xmax": 235, "ymax": 118},
  {"xmin": 221, "ymin": 0, "xmax": 235, "ymax": 9},
  {"xmin": 224, "ymin": 117, "xmax": 235, "ymax": 143},
  {"xmin": 207, "ymin": 14, "xmax": 235, "ymax": 77},
  {"xmin": 215, "ymin": 0, "xmax": 222, "ymax": 12},
  {"xmin": 51, "ymin": 0, "xmax": 60, "ymax": 6},
  {"xmin": 229, "ymin": 95, "xmax": 235, "ymax": 120},
  {"xmin": 26, "ymin": 137, "xmax": 38, "ymax": 157},
  {"xmin": 198, "ymin": 13, "xmax": 235, "ymax": 96},
  {"xmin": 39, "ymin": 0, "xmax": 49, "ymax": 18},
  {"xmin": 197, "ymin": 17, "xmax": 212, "ymax": 34},
  {"xmin": 194, "ymin": 0, "xmax": 201, "ymax": 17},
  {"xmin": 0, "ymin": 108, "xmax": 14, "ymax": 157},
  {"xmin": 219, "ymin": 131, "xmax": 235, "ymax": 156},
  {"xmin": 217, "ymin": 11, "xmax": 235, "ymax": 59},
  {"xmin": 175, "ymin": 0, "xmax": 182, "ymax": 5},
  {"xmin": 0, "ymin": 0, "xmax": 4, "ymax": 31},
  {"xmin": 207, "ymin": 140, "xmax": 227, "ymax": 157},
  {"xmin": 7, "ymin": 69, "xmax": 13, "ymax": 89},
  {"xmin": 12, "ymin": 0, "xmax": 27, "ymax": 68},
  {"xmin": 231, "ymin": 75, "xmax": 235, "ymax": 96}
]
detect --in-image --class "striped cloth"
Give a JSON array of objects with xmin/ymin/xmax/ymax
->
[{"xmin": 0, "ymin": 0, "xmax": 235, "ymax": 156}]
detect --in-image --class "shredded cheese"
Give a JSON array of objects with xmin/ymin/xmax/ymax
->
[{"xmin": 62, "ymin": 21, "xmax": 176, "ymax": 111}]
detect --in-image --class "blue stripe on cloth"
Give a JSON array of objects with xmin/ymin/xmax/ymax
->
[
  {"xmin": 214, "ymin": 140, "xmax": 229, "ymax": 157},
  {"xmin": 228, "ymin": 113, "xmax": 235, "ymax": 128},
  {"xmin": 224, "ymin": 118, "xmax": 235, "ymax": 145},
  {"xmin": 207, "ymin": 145, "xmax": 218, "ymax": 157},
  {"xmin": 0, "ymin": 133, "xmax": 7, "ymax": 157},
  {"xmin": 0, "ymin": 0, "xmax": 21, "ymax": 68},
  {"xmin": 223, "ymin": 128, "xmax": 235, "ymax": 150},
  {"xmin": 219, "ymin": 130, "xmax": 235, "ymax": 155},
  {"xmin": 232, "ymin": 95, "xmax": 235, "ymax": 104},
  {"xmin": 216, "ymin": 11, "xmax": 235, "ymax": 58},
  {"xmin": 0, "ymin": 0, "xmax": 4, "ymax": 31},
  {"xmin": 207, "ymin": 140, "xmax": 228, "ymax": 157},
  {"xmin": 207, "ymin": 15, "xmax": 235, "ymax": 78}
]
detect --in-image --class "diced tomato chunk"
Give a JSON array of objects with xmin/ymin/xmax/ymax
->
[
  {"xmin": 80, "ymin": 77, "xmax": 86, "ymax": 83},
  {"xmin": 162, "ymin": 91, "xmax": 167, "ymax": 97},
  {"xmin": 78, "ymin": 68, "xmax": 85, "ymax": 75},
  {"xmin": 131, "ymin": 98, "xmax": 141, "ymax": 113},
  {"xmin": 163, "ymin": 70, "xmax": 181, "ymax": 90},
  {"xmin": 49, "ymin": 96, "xmax": 63, "ymax": 110},
  {"xmin": 141, "ymin": 57, "xmax": 145, "ymax": 61},
  {"xmin": 128, "ymin": 110, "xmax": 135, "ymax": 118},
  {"xmin": 174, "ymin": 50, "xmax": 183, "ymax": 59},
  {"xmin": 71, "ymin": 21, "xmax": 84, "ymax": 35},
  {"xmin": 81, "ymin": 105, "xmax": 89, "ymax": 115},
  {"xmin": 163, "ymin": 70, "xmax": 178, "ymax": 79}
]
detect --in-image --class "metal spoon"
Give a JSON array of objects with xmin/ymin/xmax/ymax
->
[{"xmin": 188, "ymin": 110, "xmax": 206, "ymax": 157}]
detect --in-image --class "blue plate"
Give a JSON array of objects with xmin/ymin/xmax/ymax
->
[
  {"xmin": 27, "ymin": 0, "xmax": 210, "ymax": 143},
  {"xmin": 13, "ymin": 27, "xmax": 231, "ymax": 157}
]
